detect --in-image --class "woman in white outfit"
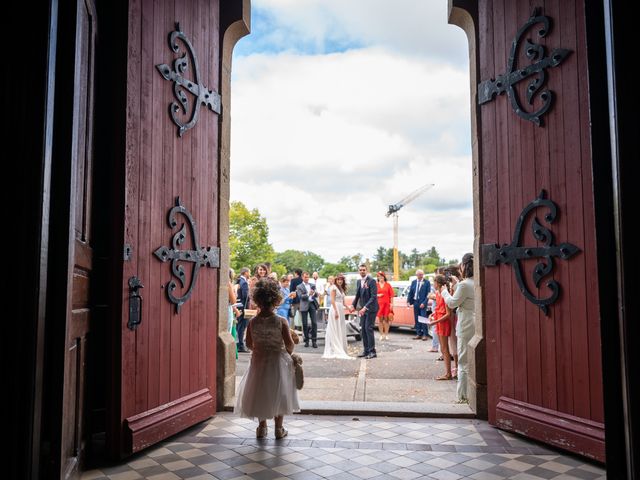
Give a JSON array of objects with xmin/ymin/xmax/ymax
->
[
  {"xmin": 322, "ymin": 274, "xmax": 354, "ymax": 360},
  {"xmin": 440, "ymin": 253, "xmax": 475, "ymax": 403}
]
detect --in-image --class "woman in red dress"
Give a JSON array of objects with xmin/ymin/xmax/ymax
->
[
  {"xmin": 376, "ymin": 271, "xmax": 395, "ymax": 341},
  {"xmin": 429, "ymin": 274, "xmax": 453, "ymax": 380}
]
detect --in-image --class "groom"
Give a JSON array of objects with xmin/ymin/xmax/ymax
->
[{"xmin": 350, "ymin": 264, "xmax": 379, "ymax": 359}]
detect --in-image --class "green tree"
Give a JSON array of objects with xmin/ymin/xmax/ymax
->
[
  {"xmin": 274, "ymin": 249, "xmax": 325, "ymax": 273},
  {"xmin": 320, "ymin": 261, "xmax": 350, "ymax": 278},
  {"xmin": 426, "ymin": 246, "xmax": 440, "ymax": 260},
  {"xmin": 339, "ymin": 254, "xmax": 363, "ymax": 272},
  {"xmin": 372, "ymin": 246, "xmax": 393, "ymax": 273},
  {"xmin": 409, "ymin": 248, "xmax": 421, "ymax": 268},
  {"xmin": 229, "ymin": 201, "xmax": 275, "ymax": 271},
  {"xmin": 270, "ymin": 263, "xmax": 287, "ymax": 277},
  {"xmin": 423, "ymin": 263, "xmax": 437, "ymax": 274}
]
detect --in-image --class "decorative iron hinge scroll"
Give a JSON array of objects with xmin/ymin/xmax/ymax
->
[
  {"xmin": 477, "ymin": 8, "xmax": 571, "ymax": 126},
  {"xmin": 481, "ymin": 190, "xmax": 579, "ymax": 315},
  {"xmin": 154, "ymin": 197, "xmax": 219, "ymax": 313},
  {"xmin": 156, "ymin": 22, "xmax": 221, "ymax": 137}
]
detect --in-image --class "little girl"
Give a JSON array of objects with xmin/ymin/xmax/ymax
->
[
  {"xmin": 234, "ymin": 278, "xmax": 300, "ymax": 439},
  {"xmin": 429, "ymin": 274, "xmax": 453, "ymax": 380}
]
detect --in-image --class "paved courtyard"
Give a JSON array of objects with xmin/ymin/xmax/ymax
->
[
  {"xmin": 230, "ymin": 328, "xmax": 465, "ymax": 412},
  {"xmin": 82, "ymin": 412, "xmax": 606, "ymax": 479}
]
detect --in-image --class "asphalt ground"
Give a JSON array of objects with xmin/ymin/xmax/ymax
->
[{"xmin": 227, "ymin": 327, "xmax": 473, "ymax": 417}]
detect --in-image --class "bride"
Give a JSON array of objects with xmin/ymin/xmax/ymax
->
[{"xmin": 322, "ymin": 274, "xmax": 354, "ymax": 359}]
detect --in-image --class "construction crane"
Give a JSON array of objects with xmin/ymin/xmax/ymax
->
[{"xmin": 385, "ymin": 183, "xmax": 435, "ymax": 280}]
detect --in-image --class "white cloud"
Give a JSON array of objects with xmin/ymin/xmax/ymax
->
[
  {"xmin": 250, "ymin": 0, "xmax": 469, "ymax": 66},
  {"xmin": 230, "ymin": 2, "xmax": 473, "ymax": 264}
]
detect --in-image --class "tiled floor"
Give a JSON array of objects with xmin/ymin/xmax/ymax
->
[{"xmin": 82, "ymin": 413, "xmax": 606, "ymax": 479}]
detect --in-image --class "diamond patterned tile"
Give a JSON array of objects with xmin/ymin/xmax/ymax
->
[
  {"xmin": 388, "ymin": 468, "xmax": 423, "ymax": 480},
  {"xmin": 81, "ymin": 413, "xmax": 606, "ymax": 480},
  {"xmin": 387, "ymin": 456, "xmax": 419, "ymax": 468},
  {"xmin": 427, "ymin": 470, "xmax": 464, "ymax": 480}
]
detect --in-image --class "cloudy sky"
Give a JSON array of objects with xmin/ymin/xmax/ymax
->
[{"xmin": 230, "ymin": 0, "xmax": 473, "ymax": 264}]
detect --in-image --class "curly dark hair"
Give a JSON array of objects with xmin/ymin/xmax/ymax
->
[{"xmin": 250, "ymin": 277, "xmax": 282, "ymax": 311}]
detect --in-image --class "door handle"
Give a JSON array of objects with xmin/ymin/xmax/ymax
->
[{"xmin": 128, "ymin": 276, "xmax": 144, "ymax": 330}]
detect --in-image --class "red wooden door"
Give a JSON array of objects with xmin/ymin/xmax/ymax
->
[
  {"xmin": 478, "ymin": 0, "xmax": 605, "ymax": 461},
  {"xmin": 116, "ymin": 0, "xmax": 220, "ymax": 455}
]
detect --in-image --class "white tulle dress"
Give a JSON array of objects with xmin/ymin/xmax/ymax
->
[
  {"xmin": 322, "ymin": 286, "xmax": 354, "ymax": 360},
  {"xmin": 234, "ymin": 313, "xmax": 300, "ymax": 420}
]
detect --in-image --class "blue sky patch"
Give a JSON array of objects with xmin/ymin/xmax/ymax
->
[{"xmin": 234, "ymin": 6, "xmax": 364, "ymax": 58}]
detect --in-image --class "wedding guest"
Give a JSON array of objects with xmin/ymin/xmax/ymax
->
[
  {"xmin": 234, "ymin": 278, "xmax": 300, "ymax": 439},
  {"xmin": 429, "ymin": 275, "xmax": 453, "ymax": 380},
  {"xmin": 376, "ymin": 271, "xmax": 394, "ymax": 341},
  {"xmin": 426, "ymin": 292, "xmax": 440, "ymax": 352},
  {"xmin": 324, "ymin": 276, "xmax": 335, "ymax": 308},
  {"xmin": 249, "ymin": 263, "xmax": 269, "ymax": 309},
  {"xmin": 289, "ymin": 269, "xmax": 303, "ymax": 321},
  {"xmin": 228, "ymin": 268, "xmax": 240, "ymax": 359},
  {"xmin": 296, "ymin": 272, "xmax": 319, "ymax": 348},
  {"xmin": 276, "ymin": 275, "xmax": 295, "ymax": 324},
  {"xmin": 407, "ymin": 269, "xmax": 430, "ymax": 340},
  {"xmin": 236, "ymin": 267, "xmax": 251, "ymax": 353},
  {"xmin": 441, "ymin": 253, "xmax": 475, "ymax": 403},
  {"xmin": 426, "ymin": 278, "xmax": 443, "ymax": 352},
  {"xmin": 449, "ymin": 304, "xmax": 459, "ymax": 379}
]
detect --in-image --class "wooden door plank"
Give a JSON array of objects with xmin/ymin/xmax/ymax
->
[
  {"xmin": 480, "ymin": 0, "xmax": 501, "ymax": 425},
  {"xmin": 135, "ymin": 0, "xmax": 155, "ymax": 415},
  {"xmin": 493, "ymin": 0, "xmax": 517, "ymax": 404},
  {"xmin": 505, "ymin": 0, "xmax": 528, "ymax": 404},
  {"xmin": 122, "ymin": 0, "xmax": 143, "ymax": 423},
  {"xmin": 158, "ymin": 0, "xmax": 174, "ymax": 407},
  {"xmin": 147, "ymin": 0, "xmax": 165, "ymax": 410}
]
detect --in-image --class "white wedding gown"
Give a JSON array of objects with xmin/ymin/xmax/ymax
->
[{"xmin": 322, "ymin": 286, "xmax": 354, "ymax": 360}]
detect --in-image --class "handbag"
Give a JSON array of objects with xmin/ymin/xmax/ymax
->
[
  {"xmin": 290, "ymin": 328, "xmax": 300, "ymax": 344},
  {"xmin": 243, "ymin": 309, "xmax": 257, "ymax": 319},
  {"xmin": 291, "ymin": 353, "xmax": 304, "ymax": 389}
]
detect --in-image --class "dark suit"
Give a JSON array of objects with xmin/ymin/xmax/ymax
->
[
  {"xmin": 296, "ymin": 282, "xmax": 319, "ymax": 344},
  {"xmin": 407, "ymin": 277, "xmax": 430, "ymax": 337},
  {"xmin": 236, "ymin": 276, "xmax": 250, "ymax": 349},
  {"xmin": 351, "ymin": 275, "xmax": 379, "ymax": 355}
]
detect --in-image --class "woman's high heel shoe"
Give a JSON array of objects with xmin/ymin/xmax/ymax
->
[
  {"xmin": 256, "ymin": 425, "xmax": 268, "ymax": 438},
  {"xmin": 275, "ymin": 427, "xmax": 288, "ymax": 439}
]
